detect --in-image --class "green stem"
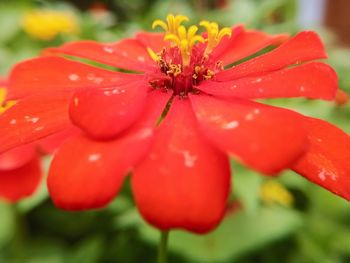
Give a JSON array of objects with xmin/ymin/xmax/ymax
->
[{"xmin": 157, "ymin": 231, "xmax": 169, "ymax": 263}]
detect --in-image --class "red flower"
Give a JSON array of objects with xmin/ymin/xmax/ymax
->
[
  {"xmin": 0, "ymin": 15, "xmax": 348, "ymax": 233},
  {"xmin": 0, "ymin": 81, "xmax": 72, "ymax": 202}
]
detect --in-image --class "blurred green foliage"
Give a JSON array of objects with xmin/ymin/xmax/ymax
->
[{"xmin": 1, "ymin": 0, "xmax": 350, "ymax": 262}]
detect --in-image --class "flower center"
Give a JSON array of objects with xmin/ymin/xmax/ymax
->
[{"xmin": 149, "ymin": 14, "xmax": 231, "ymax": 97}]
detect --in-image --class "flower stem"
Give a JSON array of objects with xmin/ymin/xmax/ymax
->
[{"xmin": 157, "ymin": 231, "xmax": 169, "ymax": 263}]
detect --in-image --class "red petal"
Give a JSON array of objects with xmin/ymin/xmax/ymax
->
[
  {"xmin": 48, "ymin": 131, "xmax": 152, "ymax": 210},
  {"xmin": 216, "ymin": 31, "xmax": 327, "ymax": 81},
  {"xmin": 293, "ymin": 117, "xmax": 350, "ymax": 200},
  {"xmin": 190, "ymin": 95, "xmax": 307, "ymax": 174},
  {"xmin": 37, "ymin": 127, "xmax": 79, "ymax": 154},
  {"xmin": 212, "ymin": 27, "xmax": 289, "ymax": 66},
  {"xmin": 9, "ymin": 56, "xmax": 143, "ymax": 99},
  {"xmin": 48, "ymin": 90, "xmax": 171, "ymax": 210},
  {"xmin": 0, "ymin": 157, "xmax": 41, "ymax": 202},
  {"xmin": 200, "ymin": 62, "xmax": 337, "ymax": 100},
  {"xmin": 44, "ymin": 39, "xmax": 156, "ymax": 72},
  {"xmin": 0, "ymin": 92, "xmax": 71, "ymax": 153},
  {"xmin": 132, "ymin": 98, "xmax": 231, "ymax": 233},
  {"xmin": 69, "ymin": 81, "xmax": 148, "ymax": 139},
  {"xmin": 136, "ymin": 32, "xmax": 169, "ymax": 53},
  {"xmin": 0, "ymin": 144, "xmax": 36, "ymax": 170}
]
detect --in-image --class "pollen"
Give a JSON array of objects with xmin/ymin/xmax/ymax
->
[
  {"xmin": 200, "ymin": 20, "xmax": 231, "ymax": 55},
  {"xmin": 22, "ymin": 9, "xmax": 79, "ymax": 41}
]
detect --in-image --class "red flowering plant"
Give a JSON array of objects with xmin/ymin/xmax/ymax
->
[
  {"xmin": 0, "ymin": 13, "xmax": 349, "ymax": 251},
  {"xmin": 0, "ymin": 77, "xmax": 72, "ymax": 203}
]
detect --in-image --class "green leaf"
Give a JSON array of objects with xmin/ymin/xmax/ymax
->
[
  {"xmin": 140, "ymin": 207, "xmax": 303, "ymax": 262},
  {"xmin": 231, "ymin": 163, "xmax": 263, "ymax": 214}
]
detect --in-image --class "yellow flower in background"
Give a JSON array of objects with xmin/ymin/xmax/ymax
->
[
  {"xmin": 260, "ymin": 180, "xmax": 294, "ymax": 207},
  {"xmin": 22, "ymin": 10, "xmax": 79, "ymax": 41}
]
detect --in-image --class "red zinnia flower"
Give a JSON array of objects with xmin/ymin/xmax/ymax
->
[
  {"xmin": 0, "ymin": 80, "xmax": 72, "ymax": 202},
  {"xmin": 0, "ymin": 14, "xmax": 349, "ymax": 233},
  {"xmin": 0, "ymin": 81, "xmax": 42, "ymax": 202}
]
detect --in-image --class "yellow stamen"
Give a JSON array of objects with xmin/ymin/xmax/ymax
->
[
  {"xmin": 0, "ymin": 88, "xmax": 16, "ymax": 114},
  {"xmin": 260, "ymin": 180, "xmax": 294, "ymax": 207},
  {"xmin": 151, "ymin": 15, "xmax": 231, "ymax": 66},
  {"xmin": 152, "ymin": 14, "xmax": 189, "ymax": 37},
  {"xmin": 200, "ymin": 20, "xmax": 231, "ymax": 55},
  {"xmin": 147, "ymin": 47, "xmax": 160, "ymax": 62},
  {"xmin": 163, "ymin": 25, "xmax": 204, "ymax": 66}
]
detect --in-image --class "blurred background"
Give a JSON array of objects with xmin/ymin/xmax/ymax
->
[{"xmin": 0, "ymin": 0, "xmax": 350, "ymax": 262}]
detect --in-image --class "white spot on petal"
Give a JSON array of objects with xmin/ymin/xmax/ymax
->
[
  {"xmin": 245, "ymin": 113, "xmax": 254, "ymax": 121},
  {"xmin": 88, "ymin": 153, "xmax": 101, "ymax": 162},
  {"xmin": 318, "ymin": 169, "xmax": 337, "ymax": 182},
  {"xmin": 251, "ymin": 78, "xmax": 262, "ymax": 84},
  {"xmin": 209, "ymin": 115, "xmax": 222, "ymax": 122},
  {"xmin": 87, "ymin": 74, "xmax": 104, "ymax": 85},
  {"xmin": 30, "ymin": 117, "xmax": 39, "ymax": 123},
  {"xmin": 10, "ymin": 119, "xmax": 16, "ymax": 125},
  {"xmin": 34, "ymin": 126, "xmax": 44, "ymax": 131},
  {"xmin": 223, "ymin": 120, "xmax": 239, "ymax": 129},
  {"xmin": 183, "ymin": 151, "xmax": 198, "ymax": 168},
  {"xmin": 318, "ymin": 170, "xmax": 327, "ymax": 181},
  {"xmin": 137, "ymin": 128, "xmax": 153, "ymax": 139},
  {"xmin": 69, "ymin": 74, "xmax": 80, "ymax": 81},
  {"xmin": 103, "ymin": 46, "xmax": 114, "ymax": 54},
  {"xmin": 137, "ymin": 56, "xmax": 145, "ymax": 62}
]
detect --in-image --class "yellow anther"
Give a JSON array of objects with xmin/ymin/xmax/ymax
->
[
  {"xmin": 167, "ymin": 64, "xmax": 182, "ymax": 76},
  {"xmin": 260, "ymin": 181, "xmax": 294, "ymax": 207},
  {"xmin": 152, "ymin": 14, "xmax": 189, "ymax": 36},
  {"xmin": 204, "ymin": 69, "xmax": 215, "ymax": 80},
  {"xmin": 147, "ymin": 47, "xmax": 160, "ymax": 62},
  {"xmin": 200, "ymin": 20, "xmax": 231, "ymax": 55}
]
